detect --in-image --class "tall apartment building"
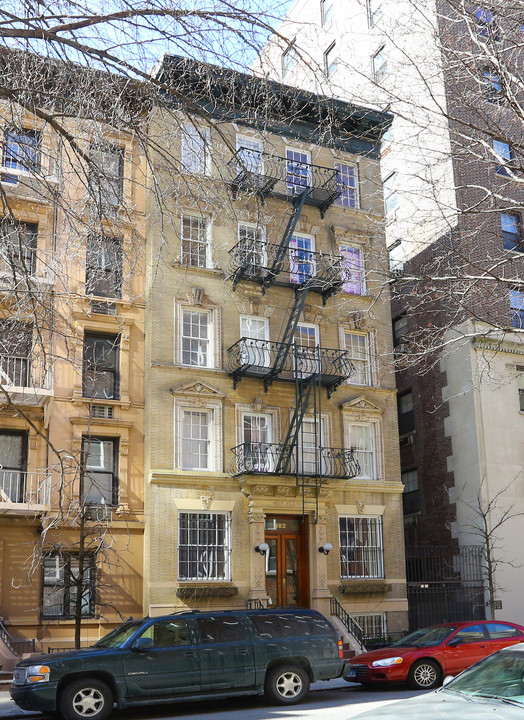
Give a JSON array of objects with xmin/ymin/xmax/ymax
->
[
  {"xmin": 144, "ymin": 55, "xmax": 407, "ymax": 645},
  {"xmin": 0, "ymin": 55, "xmax": 145, "ymax": 664},
  {"xmin": 259, "ymin": 1, "xmax": 524, "ymax": 624}
]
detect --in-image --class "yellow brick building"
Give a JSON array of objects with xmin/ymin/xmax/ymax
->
[
  {"xmin": 144, "ymin": 57, "xmax": 407, "ymax": 644},
  {"xmin": 0, "ymin": 75, "xmax": 145, "ymax": 662}
]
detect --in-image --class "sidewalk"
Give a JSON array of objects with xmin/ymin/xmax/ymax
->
[{"xmin": 0, "ymin": 677, "xmax": 352, "ymax": 718}]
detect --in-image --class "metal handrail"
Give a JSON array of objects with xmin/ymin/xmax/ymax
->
[
  {"xmin": 230, "ymin": 442, "xmax": 360, "ymax": 479},
  {"xmin": 0, "ymin": 619, "xmax": 36, "ymax": 656},
  {"xmin": 330, "ymin": 596, "xmax": 365, "ymax": 651},
  {"xmin": 0, "ymin": 469, "xmax": 51, "ymax": 505}
]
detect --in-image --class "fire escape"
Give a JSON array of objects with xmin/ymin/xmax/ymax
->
[{"xmin": 226, "ymin": 149, "xmax": 360, "ymax": 519}]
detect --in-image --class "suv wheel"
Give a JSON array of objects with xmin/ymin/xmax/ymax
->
[
  {"xmin": 59, "ymin": 678, "xmax": 113, "ymax": 720},
  {"xmin": 264, "ymin": 665, "xmax": 310, "ymax": 705}
]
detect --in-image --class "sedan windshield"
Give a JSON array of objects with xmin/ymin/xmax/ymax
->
[
  {"xmin": 92, "ymin": 621, "xmax": 144, "ymax": 648},
  {"xmin": 392, "ymin": 626, "xmax": 458, "ymax": 647},
  {"xmin": 446, "ymin": 652, "xmax": 524, "ymax": 703}
]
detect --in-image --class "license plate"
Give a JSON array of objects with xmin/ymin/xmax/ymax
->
[{"xmin": 348, "ymin": 668, "xmax": 357, "ymax": 678}]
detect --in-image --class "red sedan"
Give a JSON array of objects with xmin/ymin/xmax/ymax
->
[{"xmin": 343, "ymin": 620, "xmax": 524, "ymax": 690}]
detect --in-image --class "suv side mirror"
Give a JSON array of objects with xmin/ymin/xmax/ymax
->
[{"xmin": 132, "ymin": 637, "xmax": 154, "ymax": 652}]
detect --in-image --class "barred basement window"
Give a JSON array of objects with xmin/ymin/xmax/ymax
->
[
  {"xmin": 89, "ymin": 404, "xmax": 114, "ymax": 419},
  {"xmin": 178, "ymin": 512, "xmax": 231, "ymax": 581},
  {"xmin": 339, "ymin": 515, "xmax": 384, "ymax": 579}
]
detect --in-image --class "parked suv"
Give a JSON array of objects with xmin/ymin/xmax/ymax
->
[{"xmin": 10, "ymin": 608, "xmax": 344, "ymax": 720}]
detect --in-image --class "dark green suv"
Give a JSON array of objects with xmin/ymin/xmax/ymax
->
[{"xmin": 10, "ymin": 608, "xmax": 344, "ymax": 720}]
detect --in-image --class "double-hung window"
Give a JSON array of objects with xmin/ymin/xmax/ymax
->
[
  {"xmin": 335, "ymin": 163, "xmax": 359, "ymax": 209},
  {"xmin": 398, "ymin": 391, "xmax": 414, "ymax": 434},
  {"xmin": 0, "ymin": 220, "xmax": 38, "ymax": 276},
  {"xmin": 367, "ymin": 0, "xmax": 382, "ymax": 26},
  {"xmin": 493, "ymin": 140, "xmax": 513, "ymax": 176},
  {"xmin": 383, "ymin": 172, "xmax": 398, "ymax": 218},
  {"xmin": 2, "ymin": 128, "xmax": 41, "ymax": 183},
  {"xmin": 89, "ymin": 143, "xmax": 124, "ymax": 207},
  {"xmin": 290, "ymin": 233, "xmax": 316, "ymax": 283},
  {"xmin": 242, "ymin": 412, "xmax": 273, "ymax": 472},
  {"xmin": 484, "ymin": 69, "xmax": 503, "ymax": 102},
  {"xmin": 344, "ymin": 331, "xmax": 371, "ymax": 386},
  {"xmin": 181, "ymin": 309, "xmax": 212, "ymax": 367},
  {"xmin": 181, "ymin": 215, "xmax": 210, "ymax": 268},
  {"xmin": 282, "ymin": 42, "xmax": 299, "ymax": 79},
  {"xmin": 236, "ymin": 137, "xmax": 264, "ymax": 175},
  {"xmin": 240, "ymin": 315, "xmax": 270, "ymax": 368},
  {"xmin": 82, "ymin": 333, "xmax": 119, "ymax": 400},
  {"xmin": 346, "ymin": 422, "xmax": 375, "ymax": 479},
  {"xmin": 402, "ymin": 469, "xmax": 419, "ymax": 514},
  {"xmin": 510, "ymin": 290, "xmax": 524, "ymax": 328},
  {"xmin": 286, "ymin": 148, "xmax": 311, "ymax": 194},
  {"xmin": 81, "ymin": 436, "xmax": 119, "ymax": 506},
  {"xmin": 0, "ymin": 431, "xmax": 27, "ymax": 503},
  {"xmin": 502, "ymin": 213, "xmax": 521, "ymax": 251},
  {"xmin": 324, "ymin": 43, "xmax": 337, "ymax": 77},
  {"xmin": 373, "ymin": 46, "xmax": 387, "ymax": 82},
  {"xmin": 181, "ymin": 125, "xmax": 210, "ymax": 175},
  {"xmin": 321, "ymin": 0, "xmax": 334, "ymax": 26},
  {"xmin": 0, "ymin": 320, "xmax": 33, "ymax": 387},
  {"xmin": 341, "ymin": 245, "xmax": 365, "ymax": 295},
  {"xmin": 339, "ymin": 515, "xmax": 384, "ymax": 578},
  {"xmin": 178, "ymin": 512, "xmax": 231, "ymax": 580},
  {"xmin": 294, "ymin": 323, "xmax": 320, "ymax": 376},
  {"xmin": 42, "ymin": 552, "xmax": 96, "ymax": 618},
  {"xmin": 238, "ymin": 223, "xmax": 267, "ymax": 277},
  {"xmin": 181, "ymin": 409, "xmax": 213, "ymax": 470},
  {"xmin": 85, "ymin": 235, "xmax": 123, "ymax": 298}
]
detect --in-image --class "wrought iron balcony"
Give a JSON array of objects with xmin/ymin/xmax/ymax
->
[
  {"xmin": 228, "ymin": 241, "xmax": 343, "ymax": 299},
  {"xmin": 226, "ymin": 339, "xmax": 353, "ymax": 391},
  {"xmin": 0, "ymin": 355, "xmax": 53, "ymax": 405},
  {"xmin": 0, "ymin": 470, "xmax": 51, "ymax": 509},
  {"xmin": 228, "ymin": 151, "xmax": 340, "ymax": 218},
  {"xmin": 230, "ymin": 442, "xmax": 360, "ymax": 479}
]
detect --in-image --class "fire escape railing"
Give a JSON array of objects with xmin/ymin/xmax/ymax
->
[
  {"xmin": 230, "ymin": 442, "xmax": 360, "ymax": 479},
  {"xmin": 228, "ymin": 150, "xmax": 340, "ymax": 218}
]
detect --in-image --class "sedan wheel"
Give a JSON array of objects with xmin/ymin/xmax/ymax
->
[{"xmin": 408, "ymin": 659, "xmax": 442, "ymax": 690}]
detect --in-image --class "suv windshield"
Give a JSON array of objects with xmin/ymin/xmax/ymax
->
[
  {"xmin": 392, "ymin": 626, "xmax": 458, "ymax": 648},
  {"xmin": 447, "ymin": 651, "xmax": 524, "ymax": 703},
  {"xmin": 92, "ymin": 621, "xmax": 144, "ymax": 648}
]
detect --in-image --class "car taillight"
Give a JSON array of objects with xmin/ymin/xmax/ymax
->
[{"xmin": 338, "ymin": 640, "xmax": 344, "ymax": 659}]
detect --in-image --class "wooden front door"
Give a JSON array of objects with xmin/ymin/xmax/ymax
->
[{"xmin": 265, "ymin": 516, "xmax": 309, "ymax": 607}]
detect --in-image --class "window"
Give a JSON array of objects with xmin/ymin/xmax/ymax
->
[
  {"xmin": 0, "ymin": 220, "xmax": 37, "ymax": 276},
  {"xmin": 181, "ymin": 125, "xmax": 210, "ymax": 175},
  {"xmin": 383, "ymin": 172, "xmax": 398, "ymax": 218},
  {"xmin": 197, "ymin": 616, "xmax": 244, "ymax": 643},
  {"xmin": 344, "ymin": 331, "xmax": 371, "ymax": 386},
  {"xmin": 367, "ymin": 0, "xmax": 382, "ymax": 26},
  {"xmin": 341, "ymin": 245, "xmax": 365, "ymax": 295},
  {"xmin": 510, "ymin": 290, "xmax": 524, "ymax": 328},
  {"xmin": 242, "ymin": 412, "xmax": 273, "ymax": 472},
  {"xmin": 85, "ymin": 235, "xmax": 122, "ymax": 298},
  {"xmin": 335, "ymin": 163, "xmax": 359, "ymax": 209},
  {"xmin": 181, "ymin": 215, "xmax": 210, "ymax": 268},
  {"xmin": 393, "ymin": 315, "xmax": 408, "ymax": 346},
  {"xmin": 502, "ymin": 213, "xmax": 520, "ymax": 251},
  {"xmin": 89, "ymin": 143, "xmax": 124, "ymax": 207},
  {"xmin": 346, "ymin": 423, "xmax": 376, "ymax": 479},
  {"xmin": 354, "ymin": 614, "xmax": 386, "ymax": 642},
  {"xmin": 240, "ymin": 315, "xmax": 270, "ymax": 367},
  {"xmin": 2, "ymin": 128, "xmax": 41, "ymax": 182},
  {"xmin": 181, "ymin": 409, "xmax": 213, "ymax": 470},
  {"xmin": 402, "ymin": 469, "xmax": 419, "ymax": 514},
  {"xmin": 82, "ymin": 333, "xmax": 119, "ymax": 399},
  {"xmin": 324, "ymin": 43, "xmax": 337, "ymax": 77},
  {"xmin": 181, "ymin": 309, "xmax": 212, "ymax": 367},
  {"xmin": 236, "ymin": 136, "xmax": 264, "ymax": 175},
  {"xmin": 286, "ymin": 148, "xmax": 311, "ymax": 194},
  {"xmin": 339, "ymin": 516, "xmax": 384, "ymax": 578},
  {"xmin": 493, "ymin": 139, "xmax": 513, "ymax": 176},
  {"xmin": 485, "ymin": 623, "xmax": 523, "ymax": 640},
  {"xmin": 0, "ymin": 320, "xmax": 33, "ymax": 387},
  {"xmin": 297, "ymin": 417, "xmax": 325, "ymax": 475},
  {"xmin": 294, "ymin": 323, "xmax": 320, "ymax": 375},
  {"xmin": 476, "ymin": 7, "xmax": 498, "ymax": 40},
  {"xmin": 321, "ymin": 0, "xmax": 334, "ymax": 26},
  {"xmin": 484, "ymin": 69, "xmax": 503, "ymax": 102},
  {"xmin": 517, "ymin": 366, "xmax": 524, "ymax": 411},
  {"xmin": 381, "ymin": 125, "xmax": 393, "ymax": 156},
  {"xmin": 282, "ymin": 41, "xmax": 299, "ymax": 78},
  {"xmin": 42, "ymin": 552, "xmax": 96, "ymax": 618},
  {"xmin": 373, "ymin": 46, "xmax": 387, "ymax": 82},
  {"xmin": 0, "ymin": 431, "xmax": 27, "ymax": 503},
  {"xmin": 290, "ymin": 233, "xmax": 316, "ymax": 283},
  {"xmin": 139, "ymin": 619, "xmax": 190, "ymax": 647},
  {"xmin": 237, "ymin": 223, "xmax": 267, "ymax": 277},
  {"xmin": 81, "ymin": 436, "xmax": 119, "ymax": 506},
  {"xmin": 398, "ymin": 391, "xmax": 414, "ymax": 434},
  {"xmin": 178, "ymin": 512, "xmax": 231, "ymax": 580}
]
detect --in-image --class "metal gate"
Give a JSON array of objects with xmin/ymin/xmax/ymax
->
[{"xmin": 406, "ymin": 546, "xmax": 485, "ymax": 630}]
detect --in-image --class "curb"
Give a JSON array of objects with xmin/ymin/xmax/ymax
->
[{"xmin": 0, "ymin": 678, "xmax": 353, "ymax": 718}]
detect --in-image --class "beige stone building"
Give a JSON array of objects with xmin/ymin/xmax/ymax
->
[
  {"xmin": 0, "ymin": 62, "xmax": 145, "ymax": 665},
  {"xmin": 144, "ymin": 57, "xmax": 407, "ymax": 644}
]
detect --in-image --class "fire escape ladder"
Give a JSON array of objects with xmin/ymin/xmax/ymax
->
[{"xmin": 261, "ymin": 189, "xmax": 309, "ymax": 293}]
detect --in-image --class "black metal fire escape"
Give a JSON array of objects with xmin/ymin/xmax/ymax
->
[{"xmin": 226, "ymin": 150, "xmax": 360, "ymax": 517}]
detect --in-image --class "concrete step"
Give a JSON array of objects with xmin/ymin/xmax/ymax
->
[
  {"xmin": 0, "ymin": 671, "xmax": 12, "ymax": 689},
  {"xmin": 341, "ymin": 643, "xmax": 356, "ymax": 660}
]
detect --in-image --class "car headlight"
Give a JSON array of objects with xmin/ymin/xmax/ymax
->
[
  {"xmin": 371, "ymin": 657, "xmax": 404, "ymax": 667},
  {"xmin": 25, "ymin": 665, "xmax": 50, "ymax": 683}
]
